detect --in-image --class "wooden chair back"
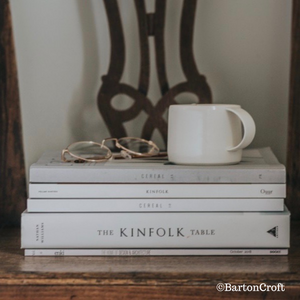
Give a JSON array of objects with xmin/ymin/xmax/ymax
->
[{"xmin": 97, "ymin": 0, "xmax": 212, "ymax": 147}]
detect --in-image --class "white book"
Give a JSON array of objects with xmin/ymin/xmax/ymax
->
[
  {"xmin": 29, "ymin": 183, "xmax": 286, "ymax": 199},
  {"xmin": 29, "ymin": 148, "xmax": 286, "ymax": 184},
  {"xmin": 24, "ymin": 248, "xmax": 288, "ymax": 256},
  {"xmin": 21, "ymin": 207, "xmax": 290, "ymax": 249},
  {"xmin": 27, "ymin": 198, "xmax": 285, "ymax": 212}
]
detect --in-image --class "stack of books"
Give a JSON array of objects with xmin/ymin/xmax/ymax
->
[{"xmin": 21, "ymin": 147, "xmax": 290, "ymax": 256}]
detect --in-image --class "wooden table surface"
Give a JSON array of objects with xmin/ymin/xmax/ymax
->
[{"xmin": 0, "ymin": 223, "xmax": 300, "ymax": 300}]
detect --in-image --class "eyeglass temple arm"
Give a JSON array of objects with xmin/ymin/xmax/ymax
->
[{"xmin": 61, "ymin": 149, "xmax": 68, "ymax": 162}]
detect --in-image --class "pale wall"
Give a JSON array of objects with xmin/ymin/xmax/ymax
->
[{"xmin": 10, "ymin": 0, "xmax": 292, "ymax": 178}]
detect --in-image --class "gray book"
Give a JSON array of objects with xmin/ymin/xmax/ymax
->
[
  {"xmin": 21, "ymin": 207, "xmax": 290, "ymax": 249},
  {"xmin": 24, "ymin": 248, "xmax": 288, "ymax": 256},
  {"xmin": 29, "ymin": 147, "xmax": 286, "ymax": 184}
]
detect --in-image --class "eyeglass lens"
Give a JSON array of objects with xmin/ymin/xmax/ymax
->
[
  {"xmin": 68, "ymin": 142, "xmax": 109, "ymax": 160},
  {"xmin": 118, "ymin": 138, "xmax": 159, "ymax": 155}
]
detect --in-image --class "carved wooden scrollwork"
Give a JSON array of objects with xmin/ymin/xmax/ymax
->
[{"xmin": 98, "ymin": 0, "xmax": 212, "ymax": 147}]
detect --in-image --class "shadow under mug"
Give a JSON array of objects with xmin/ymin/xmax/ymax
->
[{"xmin": 167, "ymin": 104, "xmax": 256, "ymax": 165}]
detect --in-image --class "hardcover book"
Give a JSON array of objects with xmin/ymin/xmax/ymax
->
[
  {"xmin": 21, "ymin": 207, "xmax": 290, "ymax": 249},
  {"xmin": 28, "ymin": 183, "xmax": 286, "ymax": 199},
  {"xmin": 29, "ymin": 148, "xmax": 285, "ymax": 184},
  {"xmin": 24, "ymin": 248, "xmax": 288, "ymax": 256},
  {"xmin": 27, "ymin": 197, "xmax": 285, "ymax": 212}
]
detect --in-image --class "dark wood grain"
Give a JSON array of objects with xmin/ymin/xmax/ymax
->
[
  {"xmin": 98, "ymin": 0, "xmax": 212, "ymax": 148},
  {"xmin": 154, "ymin": 0, "xmax": 169, "ymax": 96},
  {"xmin": 0, "ymin": 286, "xmax": 299, "ymax": 300},
  {"xmin": 179, "ymin": 0, "xmax": 212, "ymax": 102},
  {"xmin": 134, "ymin": 0, "xmax": 150, "ymax": 95},
  {"xmin": 0, "ymin": 222, "xmax": 299, "ymax": 299},
  {"xmin": 0, "ymin": 0, "xmax": 26, "ymax": 226},
  {"xmin": 287, "ymin": 0, "xmax": 300, "ymax": 220}
]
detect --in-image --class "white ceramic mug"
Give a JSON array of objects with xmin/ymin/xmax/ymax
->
[{"xmin": 167, "ymin": 104, "xmax": 256, "ymax": 165}]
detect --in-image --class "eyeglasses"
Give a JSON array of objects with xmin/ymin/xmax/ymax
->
[{"xmin": 61, "ymin": 137, "xmax": 166, "ymax": 163}]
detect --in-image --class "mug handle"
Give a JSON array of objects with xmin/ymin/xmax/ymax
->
[{"xmin": 226, "ymin": 107, "xmax": 256, "ymax": 152}]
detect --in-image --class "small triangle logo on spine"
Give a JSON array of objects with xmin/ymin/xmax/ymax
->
[{"xmin": 267, "ymin": 226, "xmax": 278, "ymax": 238}]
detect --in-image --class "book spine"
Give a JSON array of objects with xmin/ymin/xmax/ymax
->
[
  {"xmin": 30, "ymin": 167, "xmax": 286, "ymax": 184},
  {"xmin": 27, "ymin": 198, "xmax": 285, "ymax": 212},
  {"xmin": 29, "ymin": 183, "xmax": 286, "ymax": 199},
  {"xmin": 21, "ymin": 210, "xmax": 290, "ymax": 248},
  {"xmin": 24, "ymin": 248, "xmax": 288, "ymax": 256}
]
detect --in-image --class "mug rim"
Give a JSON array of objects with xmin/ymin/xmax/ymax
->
[{"xmin": 170, "ymin": 104, "xmax": 241, "ymax": 108}]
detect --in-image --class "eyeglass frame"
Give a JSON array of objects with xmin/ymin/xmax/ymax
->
[
  {"xmin": 61, "ymin": 141, "xmax": 112, "ymax": 163},
  {"xmin": 61, "ymin": 137, "xmax": 161, "ymax": 163}
]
